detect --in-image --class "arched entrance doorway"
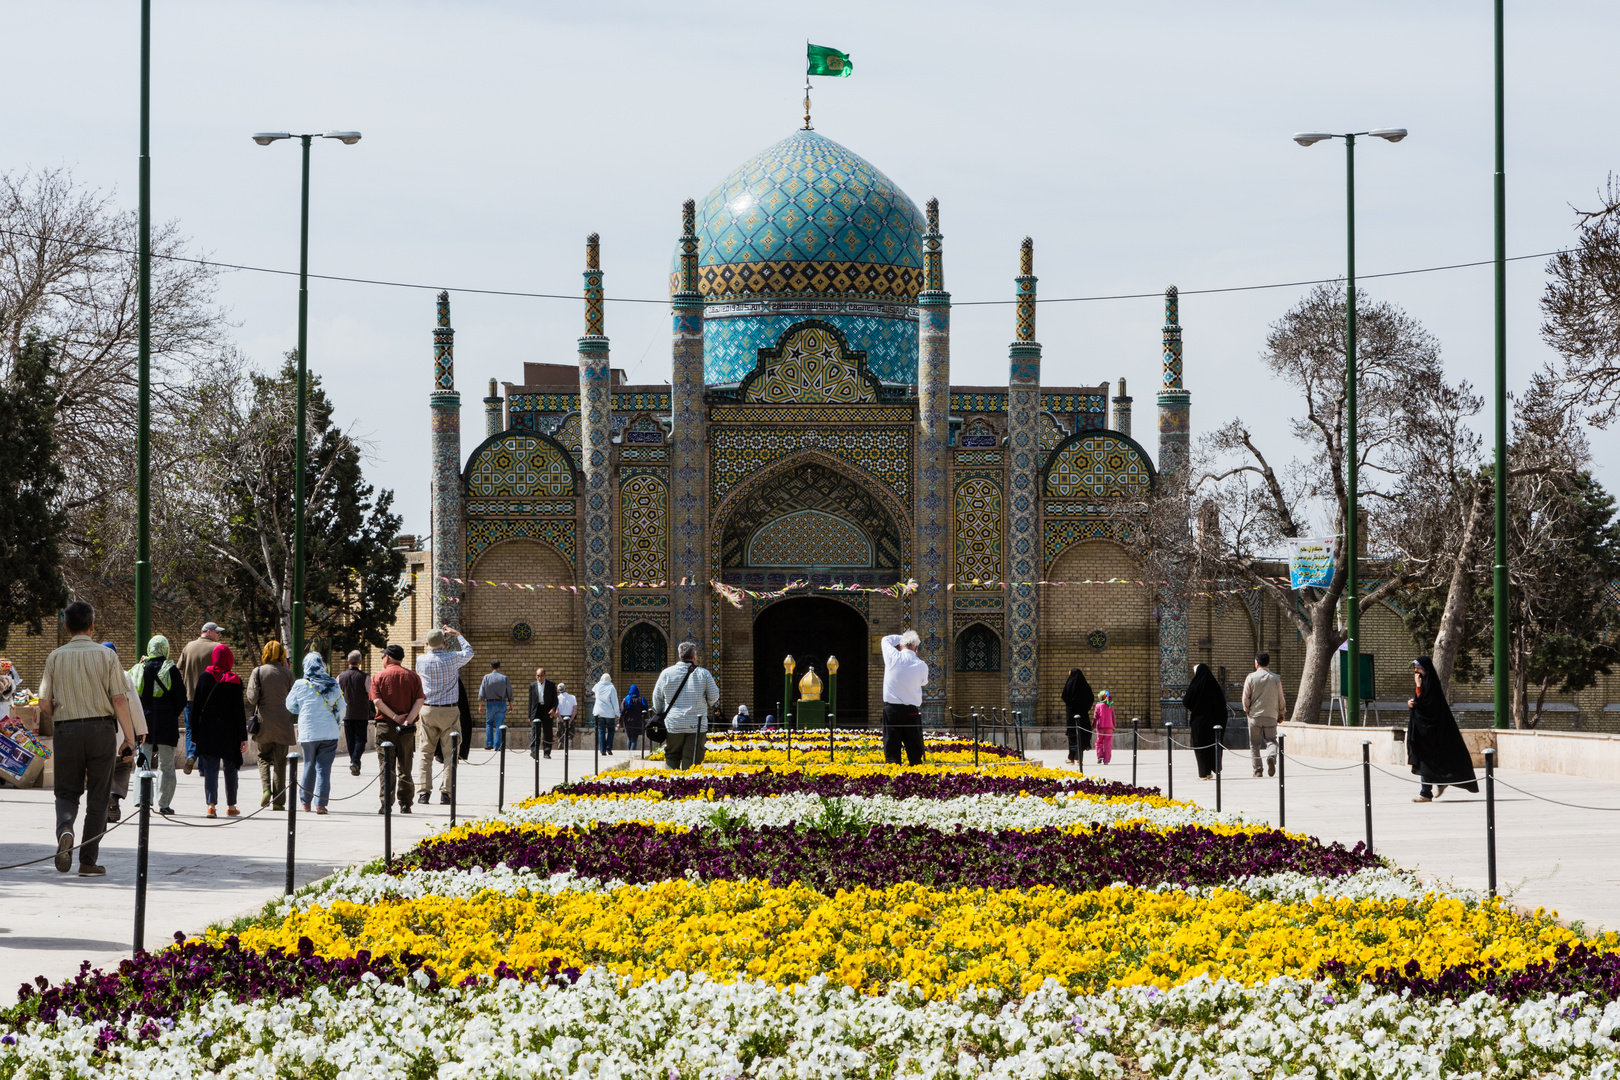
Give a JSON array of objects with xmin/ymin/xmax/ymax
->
[{"xmin": 752, "ymin": 597, "xmax": 868, "ymax": 726}]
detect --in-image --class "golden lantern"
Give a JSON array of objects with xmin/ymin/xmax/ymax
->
[{"xmin": 798, "ymin": 664, "xmax": 823, "ymax": 701}]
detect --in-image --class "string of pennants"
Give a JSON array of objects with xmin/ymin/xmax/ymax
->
[{"xmin": 425, "ymin": 573, "xmax": 1271, "ymax": 608}]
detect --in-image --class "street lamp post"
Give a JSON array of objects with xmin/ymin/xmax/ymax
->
[
  {"xmin": 136, "ymin": 0, "xmax": 152, "ymax": 652},
  {"xmin": 1292, "ymin": 128, "xmax": 1408, "ymax": 727},
  {"xmin": 250, "ymin": 130, "xmax": 361, "ymax": 659}
]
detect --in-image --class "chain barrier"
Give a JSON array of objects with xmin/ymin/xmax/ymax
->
[{"xmin": 0, "ymin": 814, "xmax": 138, "ymax": 871}]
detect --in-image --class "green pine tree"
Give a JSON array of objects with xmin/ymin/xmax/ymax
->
[{"xmin": 0, "ymin": 332, "xmax": 69, "ymax": 646}]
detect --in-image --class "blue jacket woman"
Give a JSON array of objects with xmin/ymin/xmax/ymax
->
[{"xmin": 286, "ymin": 653, "xmax": 344, "ymax": 811}]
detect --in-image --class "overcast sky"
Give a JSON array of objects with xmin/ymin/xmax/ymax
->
[{"xmin": 7, "ymin": 0, "xmax": 1617, "ymax": 538}]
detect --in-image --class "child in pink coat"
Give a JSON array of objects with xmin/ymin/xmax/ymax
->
[{"xmin": 1092, "ymin": 691, "xmax": 1116, "ymax": 764}]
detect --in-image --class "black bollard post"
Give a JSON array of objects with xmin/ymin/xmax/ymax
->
[
  {"xmin": 1484, "ymin": 747, "xmax": 1497, "ymax": 897},
  {"xmin": 563, "ymin": 719, "xmax": 570, "ymax": 785},
  {"xmin": 381, "ymin": 741, "xmax": 394, "ymax": 867},
  {"xmin": 1214, "ymin": 725, "xmax": 1223, "ymax": 812},
  {"xmin": 1073, "ymin": 716, "xmax": 1084, "ymax": 775},
  {"xmin": 1361, "ymin": 740, "xmax": 1374, "ymax": 856},
  {"xmin": 449, "ymin": 732, "xmax": 460, "ymax": 826},
  {"xmin": 1132, "ymin": 718, "xmax": 1139, "ymax": 787},
  {"xmin": 829, "ymin": 707, "xmax": 836, "ymax": 763},
  {"xmin": 1277, "ymin": 734, "xmax": 1287, "ymax": 829},
  {"xmin": 285, "ymin": 750, "xmax": 301, "ymax": 896},
  {"xmin": 1165, "ymin": 722, "xmax": 1174, "ymax": 801},
  {"xmin": 532, "ymin": 721, "xmax": 541, "ymax": 796},
  {"xmin": 498, "ymin": 725, "xmax": 508, "ymax": 809},
  {"xmin": 133, "ymin": 767, "xmax": 154, "ymax": 953},
  {"xmin": 593, "ymin": 712, "xmax": 600, "ymax": 776},
  {"xmin": 787, "ymin": 711, "xmax": 793, "ymax": 761},
  {"xmin": 972, "ymin": 707, "xmax": 980, "ymax": 767}
]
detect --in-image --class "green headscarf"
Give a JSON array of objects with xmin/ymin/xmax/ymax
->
[{"xmin": 133, "ymin": 635, "xmax": 177, "ymax": 695}]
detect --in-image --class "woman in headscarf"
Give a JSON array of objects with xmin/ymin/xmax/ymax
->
[
  {"xmin": 1182, "ymin": 663, "xmax": 1227, "ymax": 780},
  {"xmin": 732, "ymin": 703, "xmax": 750, "ymax": 732},
  {"xmin": 246, "ymin": 640, "xmax": 295, "ymax": 811},
  {"xmin": 621, "ymin": 684, "xmax": 648, "ymax": 751},
  {"xmin": 286, "ymin": 653, "xmax": 344, "ymax": 814},
  {"xmin": 592, "ymin": 671, "xmax": 620, "ymax": 756},
  {"xmin": 191, "ymin": 643, "xmax": 247, "ymax": 817},
  {"xmin": 1061, "ymin": 669, "xmax": 1095, "ymax": 765},
  {"xmin": 132, "ymin": 636, "xmax": 186, "ymax": 815},
  {"xmin": 1407, "ymin": 656, "xmax": 1479, "ymax": 802}
]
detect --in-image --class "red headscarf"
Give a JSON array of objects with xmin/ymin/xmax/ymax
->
[{"xmin": 206, "ymin": 643, "xmax": 241, "ymax": 685}]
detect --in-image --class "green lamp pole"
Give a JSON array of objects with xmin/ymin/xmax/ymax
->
[
  {"xmin": 1492, "ymin": 0, "xmax": 1509, "ymax": 730},
  {"xmin": 249, "ymin": 130, "xmax": 361, "ymax": 659},
  {"xmin": 1292, "ymin": 127, "xmax": 1408, "ymax": 726},
  {"xmin": 135, "ymin": 0, "xmax": 152, "ymax": 651}
]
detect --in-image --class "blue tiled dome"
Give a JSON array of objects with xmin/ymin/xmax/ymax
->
[
  {"xmin": 677, "ymin": 130, "xmax": 926, "ymax": 387},
  {"xmin": 688, "ymin": 129, "xmax": 925, "ymax": 303}
]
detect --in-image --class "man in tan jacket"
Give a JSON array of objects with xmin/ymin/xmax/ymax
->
[{"xmin": 1242, "ymin": 652, "xmax": 1287, "ymax": 778}]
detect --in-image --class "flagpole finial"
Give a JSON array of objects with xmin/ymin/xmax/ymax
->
[{"xmin": 803, "ymin": 81, "xmax": 812, "ymax": 130}]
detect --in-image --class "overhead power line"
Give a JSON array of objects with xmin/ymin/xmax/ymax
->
[{"xmin": 0, "ymin": 226, "xmax": 1569, "ymax": 308}]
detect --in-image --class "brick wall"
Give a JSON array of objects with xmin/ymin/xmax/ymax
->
[
  {"xmin": 449, "ymin": 539, "xmax": 579, "ymax": 700},
  {"xmin": 1040, "ymin": 540, "xmax": 1157, "ymax": 726}
]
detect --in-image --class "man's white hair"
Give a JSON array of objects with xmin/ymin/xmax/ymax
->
[{"xmin": 899, "ymin": 630, "xmax": 921, "ymax": 649}]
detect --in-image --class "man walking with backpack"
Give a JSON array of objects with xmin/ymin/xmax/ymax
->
[{"xmin": 651, "ymin": 641, "xmax": 719, "ymax": 770}]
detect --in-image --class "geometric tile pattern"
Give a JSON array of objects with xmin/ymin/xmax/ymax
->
[
  {"xmin": 746, "ymin": 508, "xmax": 873, "ymax": 568},
  {"xmin": 1039, "ymin": 411, "xmax": 1067, "ymax": 451},
  {"xmin": 464, "ymin": 435, "xmax": 576, "ymax": 498},
  {"xmin": 915, "ymin": 195, "xmax": 951, "ymax": 720},
  {"xmin": 619, "ymin": 472, "xmax": 668, "ymax": 584},
  {"xmin": 713, "ymin": 405, "xmax": 914, "ymax": 424},
  {"xmin": 465, "ymin": 499, "xmax": 573, "ymax": 517},
  {"xmin": 953, "ymin": 477, "xmax": 1003, "ymax": 586},
  {"xmin": 1042, "ymin": 519, "xmax": 1134, "ymax": 568},
  {"xmin": 465, "ymin": 518, "xmax": 576, "ymax": 566},
  {"xmin": 710, "ymin": 426, "xmax": 911, "ymax": 503},
  {"xmin": 950, "ymin": 392, "xmax": 1008, "ymax": 413},
  {"xmin": 579, "ymin": 233, "xmax": 614, "ymax": 683},
  {"xmin": 719, "ymin": 463, "xmax": 903, "ymax": 571},
  {"xmin": 1043, "ymin": 393, "xmax": 1108, "ymax": 415},
  {"xmin": 1006, "ymin": 239, "xmax": 1041, "ymax": 710},
  {"xmin": 689, "ymin": 129, "xmax": 924, "ymax": 294},
  {"xmin": 670, "ymin": 199, "xmax": 709, "ymax": 649},
  {"xmin": 430, "ymin": 290, "xmax": 464, "ymax": 627},
  {"xmin": 621, "ymin": 622, "xmax": 668, "ymax": 673},
  {"xmin": 1044, "ymin": 433, "xmax": 1153, "ymax": 500},
  {"xmin": 740, "ymin": 321, "xmax": 880, "ymax": 404},
  {"xmin": 704, "ymin": 311, "xmax": 918, "ymax": 386},
  {"xmin": 955, "ymin": 622, "xmax": 1002, "ymax": 672}
]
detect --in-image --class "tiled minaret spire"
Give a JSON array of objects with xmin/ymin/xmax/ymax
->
[
  {"xmin": 430, "ymin": 290, "xmax": 464, "ymax": 628},
  {"xmin": 670, "ymin": 199, "xmax": 708, "ymax": 652},
  {"xmin": 915, "ymin": 198, "xmax": 951, "ymax": 723},
  {"xmin": 1157, "ymin": 286, "xmax": 1192, "ymax": 704},
  {"xmin": 1006, "ymin": 238, "xmax": 1042, "ymax": 721},
  {"xmin": 483, "ymin": 378, "xmax": 503, "ymax": 439},
  {"xmin": 579, "ymin": 234, "xmax": 614, "ymax": 682},
  {"xmin": 1111, "ymin": 378, "xmax": 1133, "ymax": 439}
]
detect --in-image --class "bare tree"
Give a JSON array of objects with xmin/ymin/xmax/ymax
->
[
  {"xmin": 1188, "ymin": 284, "xmax": 1452, "ymax": 723},
  {"xmin": 1543, "ymin": 176, "xmax": 1620, "ymax": 424},
  {"xmin": 0, "ymin": 168, "xmax": 228, "ymax": 598}
]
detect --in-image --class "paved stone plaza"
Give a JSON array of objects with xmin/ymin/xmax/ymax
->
[{"xmin": 4, "ymin": 742, "xmax": 1619, "ymax": 1008}]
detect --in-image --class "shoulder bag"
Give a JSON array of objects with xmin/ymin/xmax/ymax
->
[{"xmin": 644, "ymin": 664, "xmax": 696, "ymax": 746}]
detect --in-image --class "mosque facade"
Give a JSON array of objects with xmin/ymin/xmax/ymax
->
[{"xmin": 417, "ymin": 128, "xmax": 1191, "ymax": 725}]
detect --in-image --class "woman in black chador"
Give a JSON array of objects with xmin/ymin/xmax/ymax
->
[
  {"xmin": 1061, "ymin": 669, "xmax": 1095, "ymax": 765},
  {"xmin": 1407, "ymin": 656, "xmax": 1479, "ymax": 802},
  {"xmin": 1182, "ymin": 663, "xmax": 1226, "ymax": 780}
]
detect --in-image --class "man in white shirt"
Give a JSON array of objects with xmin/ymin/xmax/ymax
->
[
  {"xmin": 555, "ymin": 683, "xmax": 578, "ymax": 750},
  {"xmin": 880, "ymin": 631, "xmax": 929, "ymax": 766}
]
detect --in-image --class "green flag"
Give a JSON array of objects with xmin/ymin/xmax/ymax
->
[{"xmin": 807, "ymin": 44, "xmax": 853, "ymax": 78}]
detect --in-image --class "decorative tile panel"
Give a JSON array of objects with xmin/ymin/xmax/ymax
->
[
  {"xmin": 747, "ymin": 509, "xmax": 873, "ymax": 568},
  {"xmin": 619, "ymin": 472, "xmax": 668, "ymax": 584},
  {"xmin": 953, "ymin": 477, "xmax": 1003, "ymax": 586},
  {"xmin": 710, "ymin": 426, "xmax": 911, "ymax": 503},
  {"xmin": 464, "ymin": 435, "xmax": 576, "ymax": 498},
  {"xmin": 465, "ymin": 518, "xmax": 576, "ymax": 566},
  {"xmin": 1044, "ymin": 433, "xmax": 1153, "ymax": 499},
  {"xmin": 739, "ymin": 321, "xmax": 881, "ymax": 404}
]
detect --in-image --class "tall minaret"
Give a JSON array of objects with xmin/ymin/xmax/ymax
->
[
  {"xmin": 915, "ymin": 198, "xmax": 951, "ymax": 724},
  {"xmin": 483, "ymin": 378, "xmax": 503, "ymax": 439},
  {"xmin": 579, "ymin": 234, "xmax": 614, "ymax": 682},
  {"xmin": 1157, "ymin": 286, "xmax": 1191, "ymax": 703},
  {"xmin": 1006, "ymin": 238, "xmax": 1041, "ymax": 721},
  {"xmin": 1112, "ymin": 378, "xmax": 1133, "ymax": 439},
  {"xmin": 669, "ymin": 199, "xmax": 708, "ymax": 651},
  {"xmin": 430, "ymin": 290, "xmax": 464, "ymax": 628}
]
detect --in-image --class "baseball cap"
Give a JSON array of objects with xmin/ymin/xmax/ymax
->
[
  {"xmin": 202, "ymin": 622, "xmax": 221, "ymax": 634},
  {"xmin": 385, "ymin": 644, "xmax": 405, "ymax": 661}
]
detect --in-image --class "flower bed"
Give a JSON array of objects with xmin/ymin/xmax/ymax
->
[{"xmin": 9, "ymin": 739, "xmax": 1620, "ymax": 1076}]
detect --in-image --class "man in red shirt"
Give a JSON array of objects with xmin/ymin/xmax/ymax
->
[{"xmin": 368, "ymin": 644, "xmax": 425, "ymax": 814}]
